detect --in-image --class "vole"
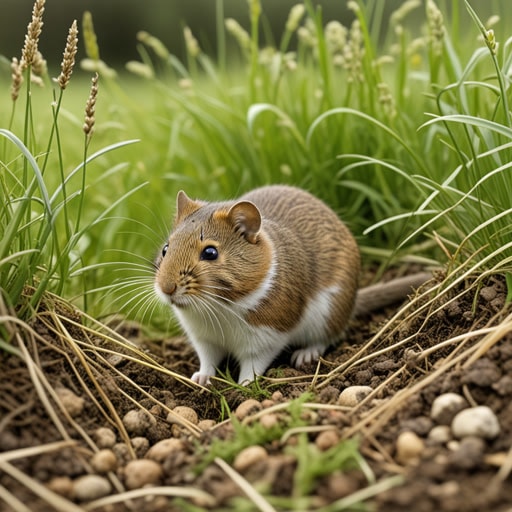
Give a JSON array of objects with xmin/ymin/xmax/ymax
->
[{"xmin": 154, "ymin": 185, "xmax": 429, "ymax": 386}]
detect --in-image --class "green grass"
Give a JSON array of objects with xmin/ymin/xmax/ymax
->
[{"xmin": 2, "ymin": 1, "xmax": 512, "ymax": 322}]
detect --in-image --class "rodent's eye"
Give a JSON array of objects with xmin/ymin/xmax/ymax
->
[
  {"xmin": 200, "ymin": 245, "xmax": 218, "ymax": 261},
  {"xmin": 162, "ymin": 243, "xmax": 169, "ymax": 258}
]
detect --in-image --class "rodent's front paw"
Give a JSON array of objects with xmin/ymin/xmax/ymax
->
[
  {"xmin": 291, "ymin": 345, "xmax": 324, "ymax": 368},
  {"xmin": 191, "ymin": 372, "xmax": 212, "ymax": 386}
]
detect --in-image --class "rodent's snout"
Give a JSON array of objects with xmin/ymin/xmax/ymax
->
[{"xmin": 159, "ymin": 281, "xmax": 177, "ymax": 296}]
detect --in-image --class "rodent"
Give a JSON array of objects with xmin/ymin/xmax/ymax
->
[{"xmin": 154, "ymin": 185, "xmax": 429, "ymax": 386}]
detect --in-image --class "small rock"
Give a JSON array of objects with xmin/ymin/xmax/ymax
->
[
  {"xmin": 428, "ymin": 425, "xmax": 452, "ymax": 445},
  {"xmin": 90, "ymin": 449, "xmax": 117, "ymax": 474},
  {"xmin": 259, "ymin": 413, "xmax": 279, "ymax": 429},
  {"xmin": 445, "ymin": 300, "xmax": 462, "ymax": 318},
  {"xmin": 462, "ymin": 359, "xmax": 501, "ymax": 387},
  {"xmin": 492, "ymin": 375, "xmax": 512, "ymax": 396},
  {"xmin": 233, "ymin": 445, "xmax": 268, "ymax": 472},
  {"xmin": 0, "ymin": 431, "xmax": 18, "ymax": 451},
  {"xmin": 430, "ymin": 393, "xmax": 468, "ymax": 425},
  {"xmin": 401, "ymin": 416, "xmax": 433, "ymax": 436},
  {"xmin": 449, "ymin": 436, "xmax": 486, "ymax": 469},
  {"xmin": 447, "ymin": 440, "xmax": 460, "ymax": 451},
  {"xmin": 167, "ymin": 406, "xmax": 199, "ymax": 426},
  {"xmin": 337, "ymin": 386, "xmax": 373, "ymax": 407},
  {"xmin": 315, "ymin": 430, "xmax": 340, "ymax": 451},
  {"xmin": 124, "ymin": 459, "xmax": 163, "ymax": 489},
  {"xmin": 73, "ymin": 474, "xmax": 112, "ymax": 501},
  {"xmin": 131, "ymin": 437, "xmax": 150, "ymax": 458},
  {"xmin": 271, "ymin": 391, "xmax": 284, "ymax": 402},
  {"xmin": 234, "ymin": 399, "xmax": 262, "ymax": 420},
  {"xmin": 122, "ymin": 409, "xmax": 156, "ymax": 436},
  {"xmin": 198, "ymin": 419, "xmax": 216, "ymax": 430},
  {"xmin": 112, "ymin": 443, "xmax": 131, "ymax": 466},
  {"xmin": 55, "ymin": 387, "xmax": 84, "ymax": 417},
  {"xmin": 451, "ymin": 406, "xmax": 500, "ymax": 439},
  {"xmin": 93, "ymin": 427, "xmax": 116, "ymax": 449},
  {"xmin": 46, "ymin": 476, "xmax": 73, "ymax": 498},
  {"xmin": 395, "ymin": 431, "xmax": 425, "ymax": 465},
  {"xmin": 479, "ymin": 286, "xmax": 497, "ymax": 302},
  {"xmin": 428, "ymin": 481, "xmax": 460, "ymax": 500},
  {"xmin": 146, "ymin": 438, "xmax": 184, "ymax": 463}
]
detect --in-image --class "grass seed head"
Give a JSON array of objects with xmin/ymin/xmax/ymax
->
[
  {"xmin": 83, "ymin": 72, "xmax": 99, "ymax": 138},
  {"xmin": 285, "ymin": 4, "xmax": 305, "ymax": 34},
  {"xmin": 484, "ymin": 29, "xmax": 497, "ymax": 55},
  {"xmin": 343, "ymin": 19, "xmax": 365, "ymax": 83},
  {"xmin": 137, "ymin": 31, "xmax": 170, "ymax": 61},
  {"xmin": 225, "ymin": 18, "xmax": 251, "ymax": 52},
  {"xmin": 183, "ymin": 26, "xmax": 200, "ymax": 58},
  {"xmin": 390, "ymin": 0, "xmax": 421, "ymax": 26},
  {"xmin": 20, "ymin": 0, "xmax": 45, "ymax": 70},
  {"xmin": 83, "ymin": 11, "xmax": 100, "ymax": 61},
  {"xmin": 57, "ymin": 20, "xmax": 79, "ymax": 90},
  {"xmin": 10, "ymin": 57, "xmax": 24, "ymax": 102},
  {"xmin": 426, "ymin": 0, "xmax": 445, "ymax": 56},
  {"xmin": 325, "ymin": 21, "xmax": 347, "ymax": 56}
]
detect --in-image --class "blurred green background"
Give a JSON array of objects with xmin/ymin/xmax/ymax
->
[{"xmin": 2, "ymin": 1, "xmax": 508, "ymax": 73}]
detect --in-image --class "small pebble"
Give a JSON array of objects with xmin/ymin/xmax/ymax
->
[
  {"xmin": 451, "ymin": 406, "xmax": 500, "ymax": 439},
  {"xmin": 198, "ymin": 419, "xmax": 216, "ymax": 430},
  {"xmin": 93, "ymin": 427, "xmax": 116, "ymax": 449},
  {"xmin": 428, "ymin": 425, "xmax": 452, "ymax": 445},
  {"xmin": 449, "ymin": 436, "xmax": 485, "ymax": 469},
  {"xmin": 46, "ymin": 476, "xmax": 73, "ymax": 498},
  {"xmin": 55, "ymin": 387, "xmax": 85, "ymax": 417},
  {"xmin": 124, "ymin": 459, "xmax": 163, "ymax": 489},
  {"xmin": 428, "ymin": 481, "xmax": 460, "ymax": 500},
  {"xmin": 462, "ymin": 359, "xmax": 501, "ymax": 387},
  {"xmin": 315, "ymin": 430, "xmax": 340, "ymax": 451},
  {"xmin": 337, "ymin": 386, "xmax": 373, "ymax": 407},
  {"xmin": 271, "ymin": 391, "xmax": 284, "ymax": 402},
  {"xmin": 90, "ymin": 449, "xmax": 117, "ymax": 474},
  {"xmin": 233, "ymin": 445, "xmax": 268, "ymax": 472},
  {"xmin": 235, "ymin": 399, "xmax": 262, "ymax": 420},
  {"xmin": 401, "ymin": 416, "xmax": 433, "ymax": 436},
  {"xmin": 131, "ymin": 437, "xmax": 150, "ymax": 458},
  {"xmin": 112, "ymin": 443, "xmax": 131, "ymax": 466},
  {"xmin": 492, "ymin": 375, "xmax": 512, "ymax": 396},
  {"xmin": 395, "ymin": 431, "xmax": 425, "ymax": 465},
  {"xmin": 122, "ymin": 409, "xmax": 156, "ymax": 436},
  {"xmin": 73, "ymin": 474, "xmax": 112, "ymax": 501},
  {"xmin": 479, "ymin": 286, "xmax": 497, "ymax": 302},
  {"xmin": 167, "ymin": 406, "xmax": 199, "ymax": 426},
  {"xmin": 146, "ymin": 438, "xmax": 184, "ymax": 463},
  {"xmin": 324, "ymin": 472, "xmax": 360, "ymax": 500},
  {"xmin": 259, "ymin": 413, "xmax": 279, "ymax": 429},
  {"xmin": 430, "ymin": 393, "xmax": 468, "ymax": 425}
]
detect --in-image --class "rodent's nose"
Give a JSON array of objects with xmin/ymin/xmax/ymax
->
[{"xmin": 161, "ymin": 282, "xmax": 177, "ymax": 296}]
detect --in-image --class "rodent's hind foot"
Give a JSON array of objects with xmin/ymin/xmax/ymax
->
[
  {"xmin": 191, "ymin": 372, "xmax": 213, "ymax": 386},
  {"xmin": 291, "ymin": 345, "xmax": 325, "ymax": 368}
]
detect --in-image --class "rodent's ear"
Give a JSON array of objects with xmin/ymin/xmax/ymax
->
[
  {"xmin": 227, "ymin": 201, "xmax": 261, "ymax": 244},
  {"xmin": 176, "ymin": 190, "xmax": 202, "ymax": 224}
]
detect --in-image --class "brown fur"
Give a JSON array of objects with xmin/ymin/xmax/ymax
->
[{"xmin": 155, "ymin": 185, "xmax": 360, "ymax": 334}]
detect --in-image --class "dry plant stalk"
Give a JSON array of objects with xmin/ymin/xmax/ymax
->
[
  {"xmin": 57, "ymin": 20, "xmax": 78, "ymax": 90},
  {"xmin": 20, "ymin": 0, "xmax": 45, "ymax": 70},
  {"xmin": 83, "ymin": 72, "xmax": 99, "ymax": 138}
]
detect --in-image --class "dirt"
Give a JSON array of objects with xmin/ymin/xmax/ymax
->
[{"xmin": 1, "ymin": 271, "xmax": 512, "ymax": 511}]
